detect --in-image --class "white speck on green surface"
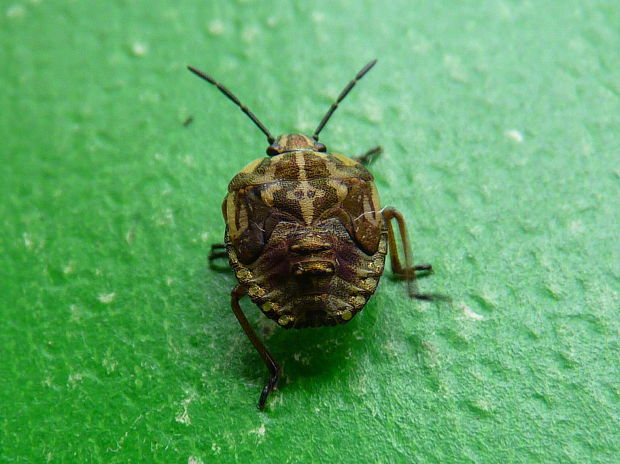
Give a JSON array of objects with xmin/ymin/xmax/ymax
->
[
  {"xmin": 505, "ymin": 129, "xmax": 524, "ymax": 143},
  {"xmin": 97, "ymin": 292, "xmax": 116, "ymax": 304},
  {"xmin": 131, "ymin": 41, "xmax": 148, "ymax": 56},
  {"xmin": 207, "ymin": 19, "xmax": 225, "ymax": 36},
  {"xmin": 460, "ymin": 303, "xmax": 485, "ymax": 321},
  {"xmin": 175, "ymin": 396, "xmax": 193, "ymax": 426},
  {"xmin": 6, "ymin": 5, "xmax": 25, "ymax": 18}
]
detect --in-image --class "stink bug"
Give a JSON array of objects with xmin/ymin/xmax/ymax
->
[{"xmin": 188, "ymin": 59, "xmax": 435, "ymax": 410}]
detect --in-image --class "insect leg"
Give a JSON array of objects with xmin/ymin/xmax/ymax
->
[
  {"xmin": 230, "ymin": 285, "xmax": 281, "ymax": 410},
  {"xmin": 208, "ymin": 243, "xmax": 228, "ymax": 261},
  {"xmin": 354, "ymin": 145, "xmax": 382, "ymax": 165},
  {"xmin": 382, "ymin": 207, "xmax": 434, "ymax": 300}
]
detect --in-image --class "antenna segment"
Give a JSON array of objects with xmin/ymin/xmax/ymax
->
[
  {"xmin": 313, "ymin": 59, "xmax": 378, "ymax": 141},
  {"xmin": 188, "ymin": 65, "xmax": 275, "ymax": 144}
]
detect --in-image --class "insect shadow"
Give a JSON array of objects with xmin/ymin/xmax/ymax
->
[{"xmin": 233, "ymin": 299, "xmax": 372, "ymax": 388}]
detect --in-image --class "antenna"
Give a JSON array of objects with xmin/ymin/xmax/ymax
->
[
  {"xmin": 313, "ymin": 59, "xmax": 378, "ymax": 141},
  {"xmin": 187, "ymin": 66, "xmax": 275, "ymax": 144}
]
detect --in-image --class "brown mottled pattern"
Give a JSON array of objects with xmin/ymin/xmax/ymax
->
[
  {"xmin": 310, "ymin": 179, "xmax": 340, "ymax": 217},
  {"xmin": 273, "ymin": 156, "xmax": 300, "ymax": 179},
  {"xmin": 226, "ymin": 220, "xmax": 388, "ymax": 329},
  {"xmin": 302, "ymin": 152, "xmax": 331, "ymax": 179},
  {"xmin": 228, "ymin": 151, "xmax": 372, "ymax": 192},
  {"xmin": 270, "ymin": 181, "xmax": 303, "ymax": 222},
  {"xmin": 223, "ymin": 148, "xmax": 388, "ymax": 328},
  {"xmin": 224, "ymin": 150, "xmax": 383, "ymax": 257},
  {"xmin": 255, "ymin": 178, "xmax": 342, "ymax": 225}
]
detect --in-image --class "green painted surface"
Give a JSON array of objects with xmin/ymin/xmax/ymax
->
[{"xmin": 1, "ymin": 1, "xmax": 619, "ymax": 462}]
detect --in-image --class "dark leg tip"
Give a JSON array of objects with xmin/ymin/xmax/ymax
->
[
  {"xmin": 208, "ymin": 243, "xmax": 230, "ymax": 270},
  {"xmin": 414, "ymin": 263, "xmax": 433, "ymax": 272},
  {"xmin": 257, "ymin": 372, "xmax": 280, "ymax": 411},
  {"xmin": 411, "ymin": 292, "xmax": 452, "ymax": 303},
  {"xmin": 355, "ymin": 145, "xmax": 383, "ymax": 165},
  {"xmin": 208, "ymin": 251, "xmax": 228, "ymax": 261},
  {"xmin": 257, "ymin": 390, "xmax": 268, "ymax": 411}
]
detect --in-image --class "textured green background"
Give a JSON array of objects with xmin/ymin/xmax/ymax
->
[{"xmin": 1, "ymin": 1, "xmax": 619, "ymax": 462}]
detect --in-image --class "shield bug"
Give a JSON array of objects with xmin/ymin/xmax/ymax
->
[{"xmin": 188, "ymin": 60, "xmax": 435, "ymax": 410}]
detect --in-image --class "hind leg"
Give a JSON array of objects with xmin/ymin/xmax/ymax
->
[
  {"xmin": 230, "ymin": 285, "xmax": 281, "ymax": 410},
  {"xmin": 382, "ymin": 207, "xmax": 435, "ymax": 300}
]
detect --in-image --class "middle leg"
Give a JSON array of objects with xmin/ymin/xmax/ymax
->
[{"xmin": 382, "ymin": 207, "xmax": 434, "ymax": 300}]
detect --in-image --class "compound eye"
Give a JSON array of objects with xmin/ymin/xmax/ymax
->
[
  {"xmin": 315, "ymin": 143, "xmax": 327, "ymax": 152},
  {"xmin": 266, "ymin": 144, "xmax": 281, "ymax": 156}
]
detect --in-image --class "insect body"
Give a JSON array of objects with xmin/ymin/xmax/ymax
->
[
  {"xmin": 189, "ymin": 60, "xmax": 434, "ymax": 410},
  {"xmin": 225, "ymin": 136, "xmax": 388, "ymax": 326}
]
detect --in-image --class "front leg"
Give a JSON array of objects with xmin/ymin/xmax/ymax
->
[
  {"xmin": 382, "ymin": 207, "xmax": 435, "ymax": 300},
  {"xmin": 208, "ymin": 243, "xmax": 232, "ymax": 272},
  {"xmin": 354, "ymin": 145, "xmax": 382, "ymax": 165},
  {"xmin": 230, "ymin": 285, "xmax": 281, "ymax": 410},
  {"xmin": 208, "ymin": 243, "xmax": 227, "ymax": 260}
]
